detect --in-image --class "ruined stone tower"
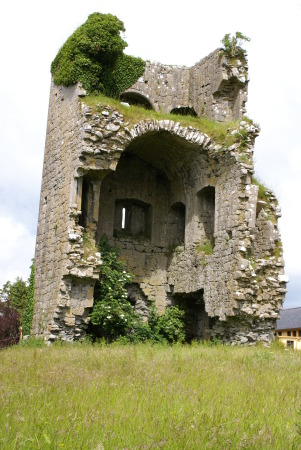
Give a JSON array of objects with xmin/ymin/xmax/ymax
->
[{"xmin": 32, "ymin": 47, "xmax": 287, "ymax": 344}]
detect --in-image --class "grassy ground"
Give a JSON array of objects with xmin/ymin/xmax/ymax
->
[{"xmin": 1, "ymin": 342, "xmax": 301, "ymax": 449}]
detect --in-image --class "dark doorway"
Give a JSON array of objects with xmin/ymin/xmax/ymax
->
[{"xmin": 171, "ymin": 289, "xmax": 212, "ymax": 341}]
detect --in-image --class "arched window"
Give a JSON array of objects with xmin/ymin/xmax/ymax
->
[
  {"xmin": 170, "ymin": 106, "xmax": 197, "ymax": 117},
  {"xmin": 120, "ymin": 92, "xmax": 153, "ymax": 110}
]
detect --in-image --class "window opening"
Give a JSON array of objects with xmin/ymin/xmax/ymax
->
[
  {"xmin": 120, "ymin": 92, "xmax": 153, "ymax": 110},
  {"xmin": 170, "ymin": 106, "xmax": 197, "ymax": 117},
  {"xmin": 114, "ymin": 199, "xmax": 151, "ymax": 239},
  {"xmin": 287, "ymin": 340, "xmax": 294, "ymax": 349},
  {"xmin": 122, "ymin": 207, "xmax": 126, "ymax": 229}
]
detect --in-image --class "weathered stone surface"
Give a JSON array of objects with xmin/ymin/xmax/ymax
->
[
  {"xmin": 32, "ymin": 48, "xmax": 286, "ymax": 344},
  {"xmin": 121, "ymin": 49, "xmax": 248, "ymax": 122}
]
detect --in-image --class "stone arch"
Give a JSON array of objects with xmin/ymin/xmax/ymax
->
[
  {"xmin": 120, "ymin": 90, "xmax": 154, "ymax": 110},
  {"xmin": 94, "ymin": 125, "xmax": 215, "ymax": 311},
  {"xmin": 170, "ymin": 106, "xmax": 197, "ymax": 117}
]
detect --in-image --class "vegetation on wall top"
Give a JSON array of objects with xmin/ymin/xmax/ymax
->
[
  {"xmin": 51, "ymin": 12, "xmax": 145, "ymax": 96},
  {"xmin": 220, "ymin": 31, "xmax": 250, "ymax": 59},
  {"xmin": 83, "ymin": 92, "xmax": 253, "ymax": 148}
]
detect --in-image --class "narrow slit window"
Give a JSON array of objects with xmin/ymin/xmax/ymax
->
[{"xmin": 122, "ymin": 207, "xmax": 126, "ymax": 229}]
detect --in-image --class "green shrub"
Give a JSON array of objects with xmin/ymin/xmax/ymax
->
[
  {"xmin": 89, "ymin": 235, "xmax": 185, "ymax": 343},
  {"xmin": 221, "ymin": 31, "xmax": 250, "ymax": 59},
  {"xmin": 89, "ymin": 235, "xmax": 135, "ymax": 339},
  {"xmin": 148, "ymin": 305, "xmax": 185, "ymax": 344},
  {"xmin": 51, "ymin": 12, "xmax": 145, "ymax": 95}
]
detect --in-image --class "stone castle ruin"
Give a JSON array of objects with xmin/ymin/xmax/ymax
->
[{"xmin": 32, "ymin": 42, "xmax": 287, "ymax": 344}]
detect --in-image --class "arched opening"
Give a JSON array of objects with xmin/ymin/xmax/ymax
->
[
  {"xmin": 170, "ymin": 106, "xmax": 197, "ymax": 117},
  {"xmin": 197, "ymin": 186, "xmax": 215, "ymax": 247},
  {"xmin": 120, "ymin": 92, "xmax": 153, "ymax": 110},
  {"xmin": 95, "ymin": 130, "xmax": 210, "ymax": 316}
]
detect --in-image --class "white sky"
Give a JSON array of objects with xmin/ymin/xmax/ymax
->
[{"xmin": 0, "ymin": 0, "xmax": 300, "ymax": 308}]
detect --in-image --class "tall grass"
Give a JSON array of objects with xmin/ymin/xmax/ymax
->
[{"xmin": 1, "ymin": 342, "xmax": 301, "ymax": 449}]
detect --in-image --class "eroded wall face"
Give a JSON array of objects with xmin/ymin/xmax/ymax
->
[
  {"xmin": 34, "ymin": 83, "xmax": 287, "ymax": 343},
  {"xmin": 33, "ymin": 82, "xmax": 101, "ymax": 340},
  {"xmin": 33, "ymin": 82, "xmax": 83, "ymax": 337},
  {"xmin": 121, "ymin": 50, "xmax": 248, "ymax": 122}
]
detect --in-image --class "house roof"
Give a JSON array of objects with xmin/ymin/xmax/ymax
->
[{"xmin": 276, "ymin": 307, "xmax": 301, "ymax": 330}]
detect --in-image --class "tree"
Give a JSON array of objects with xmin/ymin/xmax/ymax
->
[
  {"xmin": 0, "ymin": 277, "xmax": 28, "ymax": 318},
  {"xmin": 221, "ymin": 32, "xmax": 250, "ymax": 59},
  {"xmin": 22, "ymin": 262, "xmax": 35, "ymax": 335},
  {"xmin": 0, "ymin": 300, "xmax": 21, "ymax": 348}
]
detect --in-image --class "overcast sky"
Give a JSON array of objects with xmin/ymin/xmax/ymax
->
[{"xmin": 0, "ymin": 0, "xmax": 300, "ymax": 308}]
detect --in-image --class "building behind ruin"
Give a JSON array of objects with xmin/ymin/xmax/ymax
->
[{"xmin": 32, "ymin": 47, "xmax": 288, "ymax": 344}]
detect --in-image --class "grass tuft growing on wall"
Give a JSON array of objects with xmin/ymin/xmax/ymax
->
[{"xmin": 83, "ymin": 93, "xmax": 253, "ymax": 147}]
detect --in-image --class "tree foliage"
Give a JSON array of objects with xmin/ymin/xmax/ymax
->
[
  {"xmin": 0, "ymin": 277, "xmax": 27, "ymax": 317},
  {"xmin": 0, "ymin": 301, "xmax": 20, "ymax": 348},
  {"xmin": 51, "ymin": 12, "xmax": 145, "ymax": 95},
  {"xmin": 221, "ymin": 31, "xmax": 250, "ymax": 59},
  {"xmin": 0, "ymin": 261, "xmax": 35, "ymax": 339},
  {"xmin": 22, "ymin": 261, "xmax": 35, "ymax": 335}
]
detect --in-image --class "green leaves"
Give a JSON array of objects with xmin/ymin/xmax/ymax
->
[
  {"xmin": 0, "ymin": 277, "xmax": 28, "ymax": 317},
  {"xmin": 90, "ymin": 235, "xmax": 185, "ymax": 343},
  {"xmin": 221, "ymin": 31, "xmax": 250, "ymax": 59},
  {"xmin": 90, "ymin": 235, "xmax": 135, "ymax": 338},
  {"xmin": 22, "ymin": 261, "xmax": 35, "ymax": 335},
  {"xmin": 51, "ymin": 12, "xmax": 145, "ymax": 95}
]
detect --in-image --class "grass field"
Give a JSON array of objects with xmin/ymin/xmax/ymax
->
[{"xmin": 1, "ymin": 341, "xmax": 301, "ymax": 449}]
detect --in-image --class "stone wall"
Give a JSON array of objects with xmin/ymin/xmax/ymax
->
[
  {"xmin": 33, "ymin": 48, "xmax": 286, "ymax": 344},
  {"xmin": 33, "ymin": 81, "xmax": 101, "ymax": 340},
  {"xmin": 121, "ymin": 49, "xmax": 248, "ymax": 121}
]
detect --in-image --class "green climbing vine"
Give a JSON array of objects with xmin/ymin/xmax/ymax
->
[
  {"xmin": 22, "ymin": 261, "xmax": 35, "ymax": 335},
  {"xmin": 51, "ymin": 12, "xmax": 145, "ymax": 96}
]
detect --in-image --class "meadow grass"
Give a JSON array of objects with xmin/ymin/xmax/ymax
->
[
  {"xmin": 1, "ymin": 342, "xmax": 301, "ymax": 449},
  {"xmin": 82, "ymin": 93, "xmax": 251, "ymax": 147}
]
